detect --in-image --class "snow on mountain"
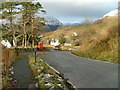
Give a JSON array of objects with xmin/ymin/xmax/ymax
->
[
  {"xmin": 44, "ymin": 17, "xmax": 63, "ymax": 32},
  {"xmin": 95, "ymin": 9, "xmax": 118, "ymax": 22},
  {"xmin": 45, "ymin": 17, "xmax": 63, "ymax": 26},
  {"xmin": 93, "ymin": 9, "xmax": 118, "ymax": 24},
  {"xmin": 103, "ymin": 9, "xmax": 118, "ymax": 18}
]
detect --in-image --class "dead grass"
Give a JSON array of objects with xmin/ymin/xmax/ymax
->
[{"xmin": 73, "ymin": 17, "xmax": 118, "ymax": 63}]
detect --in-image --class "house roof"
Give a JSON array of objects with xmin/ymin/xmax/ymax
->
[{"xmin": 65, "ymin": 41, "xmax": 71, "ymax": 43}]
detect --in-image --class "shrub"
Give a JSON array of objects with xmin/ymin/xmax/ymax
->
[{"xmin": 59, "ymin": 34, "xmax": 66, "ymax": 45}]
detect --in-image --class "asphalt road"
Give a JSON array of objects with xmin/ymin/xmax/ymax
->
[
  {"xmin": 13, "ymin": 53, "xmax": 32, "ymax": 88},
  {"xmin": 38, "ymin": 51, "xmax": 118, "ymax": 88}
]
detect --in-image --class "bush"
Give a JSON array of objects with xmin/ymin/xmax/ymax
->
[{"xmin": 59, "ymin": 34, "xmax": 66, "ymax": 45}]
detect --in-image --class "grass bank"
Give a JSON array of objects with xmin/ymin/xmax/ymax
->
[{"xmin": 29, "ymin": 56, "xmax": 67, "ymax": 89}]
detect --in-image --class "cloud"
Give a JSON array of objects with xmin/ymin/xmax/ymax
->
[
  {"xmin": 37, "ymin": 0, "xmax": 119, "ymax": 2},
  {"xmin": 36, "ymin": 0, "xmax": 118, "ymax": 24},
  {"xmin": 40, "ymin": 1, "xmax": 117, "ymax": 17}
]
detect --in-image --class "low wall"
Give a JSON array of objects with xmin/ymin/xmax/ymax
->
[{"xmin": 2, "ymin": 48, "xmax": 18, "ymax": 75}]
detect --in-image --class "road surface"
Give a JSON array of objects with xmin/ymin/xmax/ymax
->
[
  {"xmin": 38, "ymin": 51, "xmax": 118, "ymax": 88},
  {"xmin": 13, "ymin": 53, "xmax": 32, "ymax": 88}
]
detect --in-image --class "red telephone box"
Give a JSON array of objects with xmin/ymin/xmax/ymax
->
[{"xmin": 38, "ymin": 41, "xmax": 44, "ymax": 51}]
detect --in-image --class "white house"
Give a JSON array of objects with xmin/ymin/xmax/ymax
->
[
  {"xmin": 1, "ymin": 39, "xmax": 11, "ymax": 48},
  {"xmin": 50, "ymin": 39, "xmax": 60, "ymax": 46}
]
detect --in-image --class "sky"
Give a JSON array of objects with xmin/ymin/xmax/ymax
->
[
  {"xmin": 36, "ymin": 0, "xmax": 119, "ymax": 25},
  {"xmin": 1, "ymin": 0, "xmax": 119, "ymax": 25}
]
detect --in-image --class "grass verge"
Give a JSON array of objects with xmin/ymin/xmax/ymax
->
[{"xmin": 29, "ymin": 56, "xmax": 67, "ymax": 89}]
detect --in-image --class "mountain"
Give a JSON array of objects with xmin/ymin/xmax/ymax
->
[
  {"xmin": 100, "ymin": 9, "xmax": 118, "ymax": 19},
  {"xmin": 45, "ymin": 17, "xmax": 62, "ymax": 26},
  {"xmin": 45, "ymin": 17, "xmax": 63, "ymax": 32}
]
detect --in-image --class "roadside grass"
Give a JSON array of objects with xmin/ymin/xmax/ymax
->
[
  {"xmin": 72, "ymin": 24, "xmax": 118, "ymax": 63},
  {"xmin": 2, "ymin": 75, "xmax": 11, "ymax": 88},
  {"xmin": 29, "ymin": 56, "xmax": 66, "ymax": 88}
]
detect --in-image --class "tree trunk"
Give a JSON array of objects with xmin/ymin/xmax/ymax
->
[
  {"xmin": 26, "ymin": 34, "xmax": 31, "ymax": 47},
  {"xmin": 13, "ymin": 31, "xmax": 17, "ymax": 47},
  {"xmin": 23, "ymin": 20, "xmax": 27, "ymax": 48},
  {"xmin": 31, "ymin": 16, "xmax": 34, "ymax": 48},
  {"xmin": 24, "ymin": 34, "xmax": 27, "ymax": 48},
  {"xmin": 22, "ymin": 37, "xmax": 24, "ymax": 48},
  {"xmin": 32, "ymin": 35, "xmax": 35, "ymax": 47}
]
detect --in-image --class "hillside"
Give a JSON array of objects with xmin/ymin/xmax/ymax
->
[
  {"xmin": 43, "ymin": 15, "xmax": 118, "ymax": 63},
  {"xmin": 73, "ymin": 16, "xmax": 118, "ymax": 63}
]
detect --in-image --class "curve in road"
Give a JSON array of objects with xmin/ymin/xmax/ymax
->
[{"xmin": 38, "ymin": 51, "xmax": 118, "ymax": 88}]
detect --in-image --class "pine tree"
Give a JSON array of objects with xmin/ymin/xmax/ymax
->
[
  {"xmin": 1, "ymin": 2, "xmax": 46, "ymax": 48},
  {"xmin": 1, "ymin": 2, "xmax": 19, "ymax": 74},
  {"xmin": 1, "ymin": 2, "xmax": 20, "ymax": 47},
  {"xmin": 20, "ymin": 2, "xmax": 46, "ymax": 48}
]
